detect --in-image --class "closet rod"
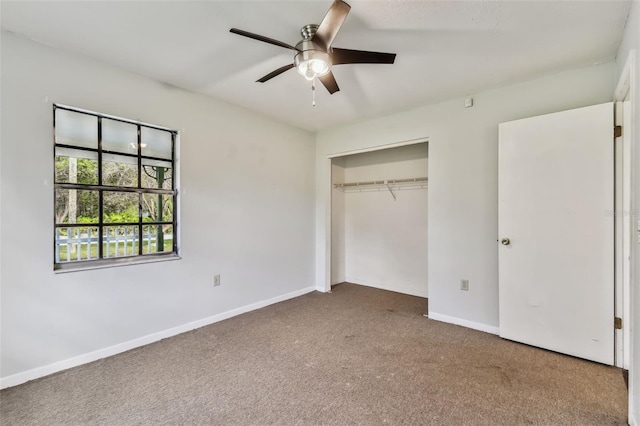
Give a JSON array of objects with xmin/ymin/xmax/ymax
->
[{"xmin": 333, "ymin": 177, "xmax": 428, "ymax": 189}]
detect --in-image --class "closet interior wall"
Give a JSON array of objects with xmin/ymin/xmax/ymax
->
[{"xmin": 331, "ymin": 143, "xmax": 428, "ymax": 297}]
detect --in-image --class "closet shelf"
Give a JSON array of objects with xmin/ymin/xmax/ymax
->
[{"xmin": 333, "ymin": 177, "xmax": 428, "ymax": 199}]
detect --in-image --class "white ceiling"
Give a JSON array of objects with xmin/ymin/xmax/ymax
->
[{"xmin": 1, "ymin": 0, "xmax": 632, "ymax": 132}]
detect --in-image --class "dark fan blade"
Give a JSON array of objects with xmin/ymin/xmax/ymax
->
[
  {"xmin": 330, "ymin": 48, "xmax": 396, "ymax": 65},
  {"xmin": 230, "ymin": 28, "xmax": 299, "ymax": 52},
  {"xmin": 256, "ymin": 64, "xmax": 295, "ymax": 83},
  {"xmin": 312, "ymin": 0, "xmax": 351, "ymax": 50},
  {"xmin": 318, "ymin": 71, "xmax": 340, "ymax": 94}
]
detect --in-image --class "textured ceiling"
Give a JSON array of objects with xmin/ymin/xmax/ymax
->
[{"xmin": 1, "ymin": 0, "xmax": 632, "ymax": 131}]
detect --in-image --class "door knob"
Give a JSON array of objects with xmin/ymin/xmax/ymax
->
[{"xmin": 501, "ymin": 238, "xmax": 510, "ymax": 246}]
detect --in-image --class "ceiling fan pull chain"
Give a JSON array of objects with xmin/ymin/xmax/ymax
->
[{"xmin": 312, "ymin": 78, "xmax": 316, "ymax": 107}]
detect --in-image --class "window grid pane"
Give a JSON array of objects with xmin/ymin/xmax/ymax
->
[
  {"xmin": 102, "ymin": 118, "xmax": 138, "ymax": 154},
  {"xmin": 141, "ymin": 126, "xmax": 172, "ymax": 159},
  {"xmin": 142, "ymin": 225, "xmax": 173, "ymax": 255},
  {"xmin": 55, "ymin": 189, "xmax": 99, "ymax": 225},
  {"xmin": 102, "ymin": 154, "xmax": 139, "ymax": 188},
  {"xmin": 103, "ymin": 192, "xmax": 139, "ymax": 224},
  {"xmin": 103, "ymin": 226, "xmax": 139, "ymax": 258},
  {"xmin": 55, "ymin": 227, "xmax": 100, "ymax": 263},
  {"xmin": 55, "ymin": 109, "xmax": 97, "ymax": 149},
  {"xmin": 55, "ymin": 148, "xmax": 99, "ymax": 185},
  {"xmin": 53, "ymin": 105, "xmax": 177, "ymax": 266}
]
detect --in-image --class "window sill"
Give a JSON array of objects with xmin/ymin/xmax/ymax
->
[{"xmin": 54, "ymin": 253, "xmax": 181, "ymax": 273}]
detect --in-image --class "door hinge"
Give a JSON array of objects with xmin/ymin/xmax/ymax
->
[
  {"xmin": 614, "ymin": 125, "xmax": 622, "ymax": 138},
  {"xmin": 614, "ymin": 317, "xmax": 623, "ymax": 330}
]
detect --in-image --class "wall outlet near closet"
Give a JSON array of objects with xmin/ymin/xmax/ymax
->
[
  {"xmin": 213, "ymin": 274, "xmax": 221, "ymax": 286},
  {"xmin": 460, "ymin": 279, "xmax": 469, "ymax": 291}
]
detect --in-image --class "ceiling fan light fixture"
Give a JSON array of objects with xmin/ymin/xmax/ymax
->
[
  {"xmin": 295, "ymin": 49, "xmax": 330, "ymax": 81},
  {"xmin": 311, "ymin": 58, "xmax": 330, "ymax": 75}
]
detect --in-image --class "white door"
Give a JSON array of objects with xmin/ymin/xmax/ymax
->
[{"xmin": 498, "ymin": 102, "xmax": 614, "ymax": 365}]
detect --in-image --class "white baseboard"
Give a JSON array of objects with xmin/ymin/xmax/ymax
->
[
  {"xmin": 427, "ymin": 312, "xmax": 499, "ymax": 335},
  {"xmin": 0, "ymin": 286, "xmax": 315, "ymax": 390},
  {"xmin": 345, "ymin": 278, "xmax": 428, "ymax": 298}
]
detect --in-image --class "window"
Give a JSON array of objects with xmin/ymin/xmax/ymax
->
[{"xmin": 53, "ymin": 104, "xmax": 178, "ymax": 270}]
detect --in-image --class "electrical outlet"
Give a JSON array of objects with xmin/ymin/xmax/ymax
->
[
  {"xmin": 460, "ymin": 279, "xmax": 469, "ymax": 291},
  {"xmin": 213, "ymin": 274, "xmax": 221, "ymax": 287}
]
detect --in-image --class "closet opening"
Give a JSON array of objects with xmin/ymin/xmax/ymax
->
[{"xmin": 330, "ymin": 141, "xmax": 428, "ymax": 298}]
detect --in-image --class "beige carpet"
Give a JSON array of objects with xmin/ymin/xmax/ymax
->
[{"xmin": 0, "ymin": 283, "xmax": 628, "ymax": 425}]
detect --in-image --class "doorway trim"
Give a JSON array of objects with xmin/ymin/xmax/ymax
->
[
  {"xmin": 319, "ymin": 137, "xmax": 428, "ymax": 293},
  {"xmin": 327, "ymin": 137, "xmax": 428, "ymax": 159},
  {"xmin": 613, "ymin": 49, "xmax": 636, "ymax": 425},
  {"xmin": 614, "ymin": 50, "xmax": 635, "ymax": 371}
]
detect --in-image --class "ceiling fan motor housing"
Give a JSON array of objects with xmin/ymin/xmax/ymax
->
[
  {"xmin": 301, "ymin": 24, "xmax": 318, "ymax": 40},
  {"xmin": 295, "ymin": 25, "xmax": 331, "ymax": 80}
]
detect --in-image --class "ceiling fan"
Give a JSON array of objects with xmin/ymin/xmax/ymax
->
[{"xmin": 230, "ymin": 0, "xmax": 396, "ymax": 101}]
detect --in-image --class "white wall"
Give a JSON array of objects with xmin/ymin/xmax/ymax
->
[
  {"xmin": 316, "ymin": 62, "xmax": 616, "ymax": 332},
  {"xmin": 331, "ymin": 144, "xmax": 428, "ymax": 297},
  {"xmin": 615, "ymin": 1, "xmax": 639, "ymax": 423},
  {"xmin": 0, "ymin": 32, "xmax": 316, "ymax": 385}
]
